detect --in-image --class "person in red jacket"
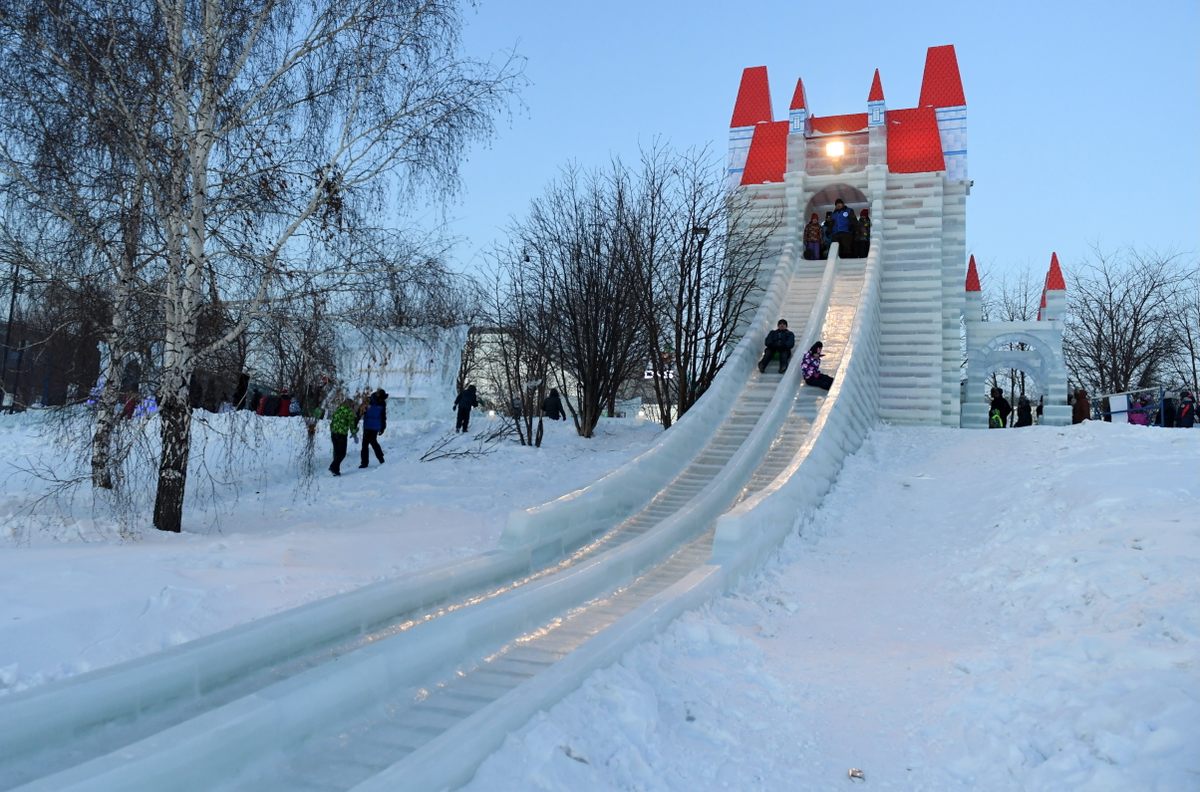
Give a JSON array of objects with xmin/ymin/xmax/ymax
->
[{"xmin": 803, "ymin": 213, "xmax": 822, "ymax": 260}]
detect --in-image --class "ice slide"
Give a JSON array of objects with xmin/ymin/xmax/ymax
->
[{"xmin": 0, "ymin": 205, "xmax": 885, "ymax": 792}]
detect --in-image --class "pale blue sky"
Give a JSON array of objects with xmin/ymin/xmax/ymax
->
[{"xmin": 437, "ymin": 0, "xmax": 1199, "ymax": 285}]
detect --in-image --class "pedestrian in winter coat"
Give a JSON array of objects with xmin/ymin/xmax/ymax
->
[
  {"xmin": 989, "ymin": 386, "xmax": 1011, "ymax": 428},
  {"xmin": 541, "ymin": 388, "xmax": 566, "ymax": 421},
  {"xmin": 757, "ymin": 319, "xmax": 795, "ymax": 374},
  {"xmin": 854, "ymin": 208, "xmax": 871, "ymax": 259},
  {"xmin": 453, "ymin": 384, "xmax": 478, "ymax": 433},
  {"xmin": 1127, "ymin": 395, "xmax": 1151, "ymax": 426},
  {"xmin": 1177, "ymin": 390, "xmax": 1196, "ymax": 428},
  {"xmin": 801, "ymin": 341, "xmax": 834, "ymax": 390},
  {"xmin": 328, "ymin": 399, "xmax": 358, "ymax": 476},
  {"xmin": 359, "ymin": 389, "xmax": 387, "ymax": 467},
  {"xmin": 830, "ymin": 198, "xmax": 857, "ymax": 258},
  {"xmin": 821, "ymin": 212, "xmax": 834, "ymax": 259},
  {"xmin": 803, "ymin": 213, "xmax": 823, "ymax": 260},
  {"xmin": 1072, "ymin": 389, "xmax": 1090, "ymax": 424},
  {"xmin": 1014, "ymin": 395, "xmax": 1033, "ymax": 427}
]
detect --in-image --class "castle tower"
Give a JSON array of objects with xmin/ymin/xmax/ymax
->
[
  {"xmin": 727, "ymin": 66, "xmax": 773, "ymax": 190},
  {"xmin": 964, "ymin": 254, "xmax": 982, "ymax": 322},
  {"xmin": 919, "ymin": 45, "xmax": 968, "ymax": 184},
  {"xmin": 1041, "ymin": 252, "xmax": 1067, "ymax": 321},
  {"xmin": 866, "ymin": 69, "xmax": 887, "ymax": 170},
  {"xmin": 789, "ymin": 78, "xmax": 810, "ymax": 135}
]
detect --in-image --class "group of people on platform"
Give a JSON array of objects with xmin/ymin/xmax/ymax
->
[{"xmin": 803, "ymin": 198, "xmax": 871, "ymax": 261}]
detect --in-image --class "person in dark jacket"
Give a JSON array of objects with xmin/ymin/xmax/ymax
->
[
  {"xmin": 541, "ymin": 388, "xmax": 566, "ymax": 421},
  {"xmin": 821, "ymin": 212, "xmax": 833, "ymax": 259},
  {"xmin": 358, "ymin": 388, "xmax": 387, "ymax": 467},
  {"xmin": 328, "ymin": 398, "xmax": 358, "ymax": 476},
  {"xmin": 1014, "ymin": 395, "xmax": 1033, "ymax": 427},
  {"xmin": 830, "ymin": 198, "xmax": 857, "ymax": 258},
  {"xmin": 1072, "ymin": 389, "xmax": 1090, "ymax": 424},
  {"xmin": 854, "ymin": 208, "xmax": 871, "ymax": 259},
  {"xmin": 801, "ymin": 341, "xmax": 833, "ymax": 390},
  {"xmin": 757, "ymin": 319, "xmax": 795, "ymax": 374},
  {"xmin": 1177, "ymin": 390, "xmax": 1195, "ymax": 428},
  {"xmin": 453, "ymin": 384, "xmax": 478, "ymax": 433},
  {"xmin": 989, "ymin": 386, "xmax": 1011, "ymax": 428},
  {"xmin": 803, "ymin": 213, "xmax": 823, "ymax": 260}
]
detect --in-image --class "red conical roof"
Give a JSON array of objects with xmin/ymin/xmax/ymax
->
[
  {"xmin": 731, "ymin": 66, "xmax": 773, "ymax": 128},
  {"xmin": 868, "ymin": 69, "xmax": 884, "ymax": 102},
  {"xmin": 739, "ymin": 121, "xmax": 789, "ymax": 185},
  {"xmin": 919, "ymin": 45, "xmax": 966, "ymax": 108},
  {"xmin": 1046, "ymin": 252, "xmax": 1066, "ymax": 290},
  {"xmin": 790, "ymin": 78, "xmax": 808, "ymax": 111},
  {"xmin": 964, "ymin": 255, "xmax": 981, "ymax": 292}
]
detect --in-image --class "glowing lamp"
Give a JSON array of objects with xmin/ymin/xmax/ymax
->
[{"xmin": 825, "ymin": 140, "xmax": 845, "ymax": 158}]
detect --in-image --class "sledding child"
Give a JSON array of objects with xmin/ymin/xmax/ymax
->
[{"xmin": 802, "ymin": 341, "xmax": 833, "ymax": 390}]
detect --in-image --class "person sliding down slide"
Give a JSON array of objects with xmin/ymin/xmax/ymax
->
[
  {"xmin": 758, "ymin": 319, "xmax": 795, "ymax": 374},
  {"xmin": 802, "ymin": 342, "xmax": 833, "ymax": 390}
]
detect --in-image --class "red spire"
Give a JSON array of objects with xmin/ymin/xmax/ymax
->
[
  {"xmin": 731, "ymin": 66, "xmax": 773, "ymax": 128},
  {"xmin": 868, "ymin": 69, "xmax": 884, "ymax": 102},
  {"xmin": 739, "ymin": 121, "xmax": 789, "ymax": 185},
  {"xmin": 964, "ymin": 255, "xmax": 981, "ymax": 292},
  {"xmin": 1046, "ymin": 252, "xmax": 1066, "ymax": 290},
  {"xmin": 919, "ymin": 45, "xmax": 966, "ymax": 108},
  {"xmin": 789, "ymin": 77, "xmax": 808, "ymax": 111}
]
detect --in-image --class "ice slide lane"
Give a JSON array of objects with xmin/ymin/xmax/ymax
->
[{"xmin": 0, "ymin": 235, "xmax": 815, "ymax": 790}]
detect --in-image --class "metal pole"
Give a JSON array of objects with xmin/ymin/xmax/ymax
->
[{"xmin": 1, "ymin": 260, "xmax": 18, "ymax": 394}]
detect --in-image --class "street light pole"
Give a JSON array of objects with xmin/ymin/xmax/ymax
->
[{"xmin": 1, "ymin": 260, "xmax": 18, "ymax": 400}]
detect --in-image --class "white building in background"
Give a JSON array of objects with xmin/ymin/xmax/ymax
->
[{"xmin": 336, "ymin": 325, "xmax": 467, "ymax": 420}]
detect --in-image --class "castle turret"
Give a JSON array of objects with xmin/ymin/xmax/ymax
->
[
  {"xmin": 866, "ymin": 69, "xmax": 887, "ymax": 170},
  {"xmin": 964, "ymin": 254, "xmax": 982, "ymax": 322},
  {"xmin": 789, "ymin": 77, "xmax": 810, "ymax": 135},
  {"xmin": 919, "ymin": 45, "xmax": 968, "ymax": 185},
  {"xmin": 727, "ymin": 66, "xmax": 772, "ymax": 190},
  {"xmin": 1041, "ymin": 252, "xmax": 1067, "ymax": 321}
]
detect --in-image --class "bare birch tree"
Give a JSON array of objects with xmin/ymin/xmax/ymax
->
[{"xmin": 0, "ymin": 0, "xmax": 523, "ymax": 530}]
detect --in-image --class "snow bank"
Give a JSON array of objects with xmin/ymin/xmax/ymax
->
[{"xmin": 464, "ymin": 422, "xmax": 1200, "ymax": 791}]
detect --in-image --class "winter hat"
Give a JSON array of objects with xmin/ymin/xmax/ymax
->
[
  {"xmin": 810, "ymin": 213, "xmax": 818, "ymax": 220},
  {"xmin": 860, "ymin": 208, "xmax": 869, "ymax": 216}
]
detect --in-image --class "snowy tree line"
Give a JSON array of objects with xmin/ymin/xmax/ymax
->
[
  {"xmin": 0, "ymin": 0, "xmax": 523, "ymax": 531},
  {"xmin": 981, "ymin": 247, "xmax": 1199, "ymax": 402}
]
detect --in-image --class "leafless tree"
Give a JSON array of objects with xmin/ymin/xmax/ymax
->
[
  {"xmin": 1165, "ymin": 267, "xmax": 1199, "ymax": 393},
  {"xmin": 0, "ymin": 1, "xmax": 523, "ymax": 531},
  {"xmin": 1063, "ymin": 247, "xmax": 1189, "ymax": 396},
  {"xmin": 624, "ymin": 146, "xmax": 772, "ymax": 428}
]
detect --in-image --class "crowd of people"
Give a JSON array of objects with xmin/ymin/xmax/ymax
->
[{"xmin": 803, "ymin": 198, "xmax": 871, "ymax": 261}]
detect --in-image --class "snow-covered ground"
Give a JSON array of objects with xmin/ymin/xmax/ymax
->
[{"xmin": 1, "ymin": 412, "xmax": 1196, "ymax": 789}]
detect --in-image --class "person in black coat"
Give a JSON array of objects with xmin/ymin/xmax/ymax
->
[
  {"xmin": 990, "ymin": 386, "xmax": 1012, "ymax": 428},
  {"xmin": 758, "ymin": 319, "xmax": 795, "ymax": 374},
  {"xmin": 541, "ymin": 387, "xmax": 566, "ymax": 421},
  {"xmin": 1014, "ymin": 395, "xmax": 1033, "ymax": 427},
  {"xmin": 1178, "ymin": 390, "xmax": 1196, "ymax": 428},
  {"xmin": 358, "ymin": 389, "xmax": 387, "ymax": 467},
  {"xmin": 453, "ymin": 384, "xmax": 478, "ymax": 433}
]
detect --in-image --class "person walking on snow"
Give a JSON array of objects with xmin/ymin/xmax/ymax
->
[
  {"xmin": 541, "ymin": 387, "xmax": 566, "ymax": 421},
  {"xmin": 358, "ymin": 388, "xmax": 387, "ymax": 468},
  {"xmin": 1072, "ymin": 388, "xmax": 1090, "ymax": 424},
  {"xmin": 803, "ymin": 213, "xmax": 822, "ymax": 260},
  {"xmin": 453, "ymin": 384, "xmax": 478, "ymax": 433},
  {"xmin": 801, "ymin": 341, "xmax": 834, "ymax": 390},
  {"xmin": 1177, "ymin": 390, "xmax": 1195, "ymax": 428},
  {"xmin": 989, "ymin": 386, "xmax": 1011, "ymax": 428},
  {"xmin": 758, "ymin": 319, "xmax": 795, "ymax": 374},
  {"xmin": 1014, "ymin": 395, "xmax": 1033, "ymax": 427},
  {"xmin": 830, "ymin": 198, "xmax": 857, "ymax": 258},
  {"xmin": 328, "ymin": 398, "xmax": 358, "ymax": 476}
]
